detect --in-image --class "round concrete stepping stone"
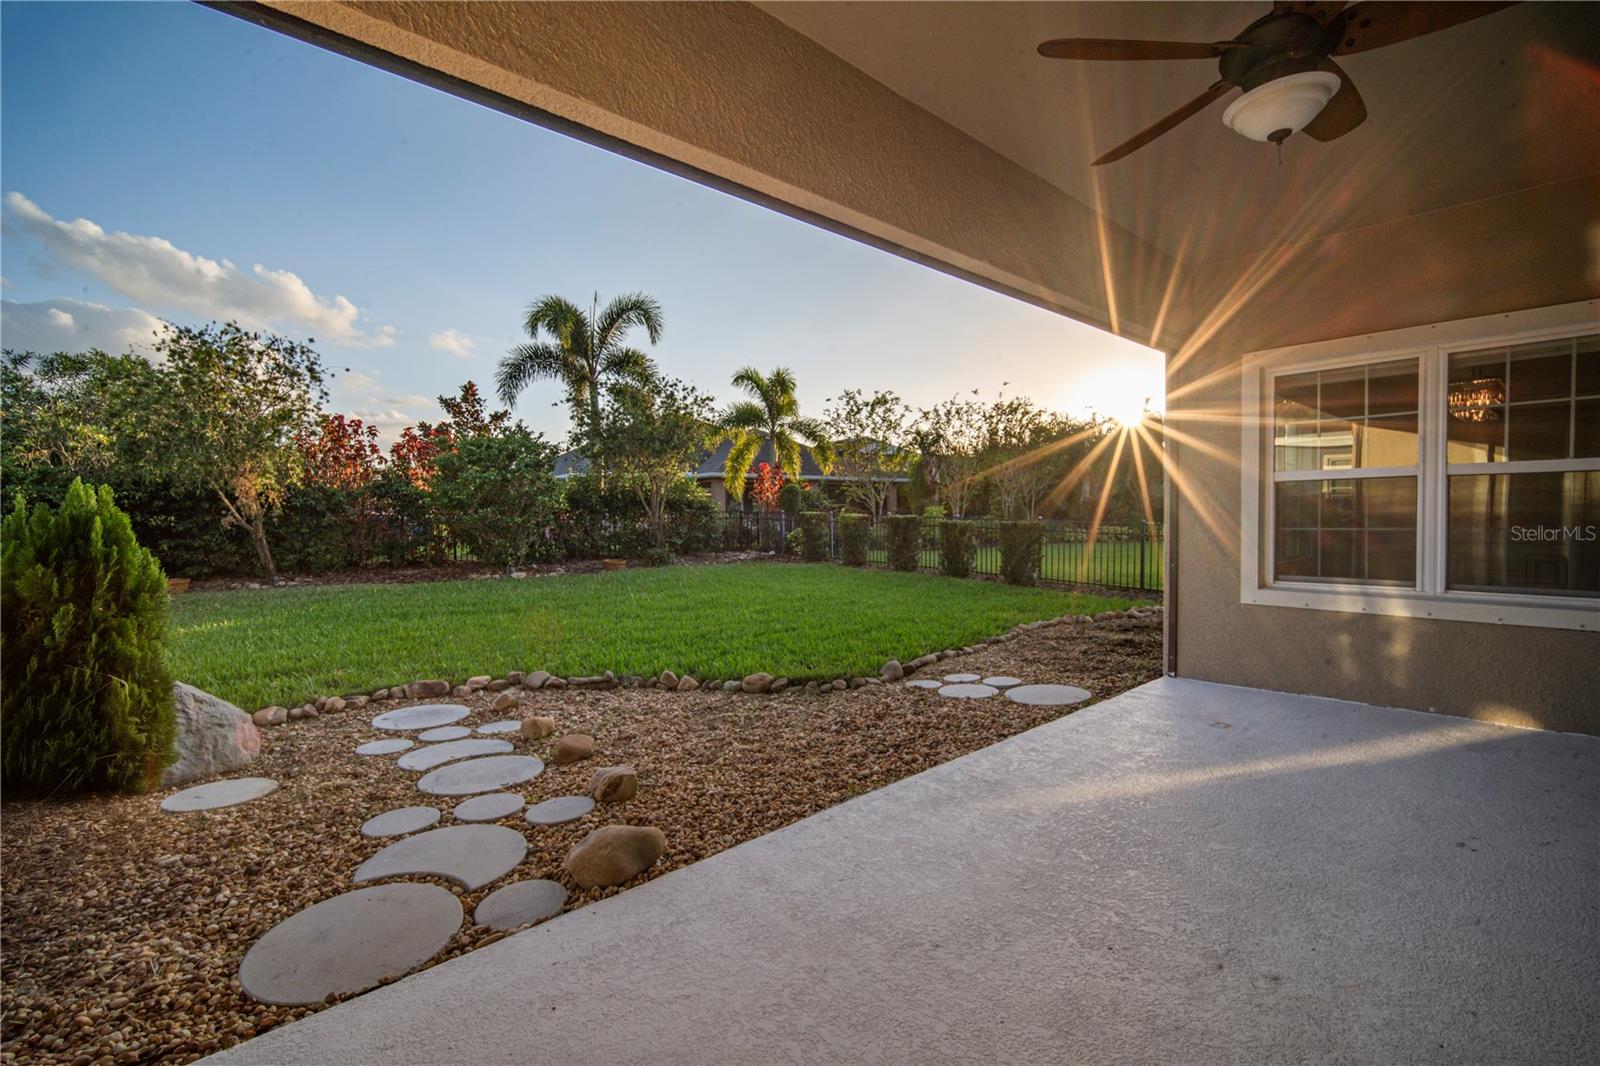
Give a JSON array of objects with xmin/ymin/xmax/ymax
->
[
  {"xmin": 371, "ymin": 703, "xmax": 469, "ymax": 732},
  {"xmin": 361, "ymin": 806, "xmax": 441, "ymax": 838},
  {"xmin": 160, "ymin": 777, "xmax": 278, "ymax": 812},
  {"xmin": 938, "ymin": 683, "xmax": 999, "ymax": 699},
  {"xmin": 396, "ymin": 738, "xmax": 513, "ymax": 772},
  {"xmin": 354, "ymin": 824, "xmax": 527, "ymax": 890},
  {"xmin": 453, "ymin": 792, "xmax": 524, "ymax": 822},
  {"xmin": 418, "ymin": 725, "xmax": 471, "ymax": 742},
  {"xmin": 905, "ymin": 679, "xmax": 943, "ymax": 690},
  {"xmin": 983, "ymin": 676, "xmax": 1024, "ymax": 690},
  {"xmin": 417, "ymin": 754, "xmax": 545, "ymax": 796},
  {"xmin": 474, "ymin": 879, "xmax": 568, "ymax": 931},
  {"xmin": 524, "ymin": 795, "xmax": 595, "ymax": 826},
  {"xmin": 1005, "ymin": 683, "xmax": 1092, "ymax": 707},
  {"xmin": 475, "ymin": 720, "xmax": 522, "ymax": 735},
  {"xmin": 942, "ymin": 673, "xmax": 982, "ymax": 684},
  {"xmin": 356, "ymin": 738, "xmax": 415, "ymax": 757},
  {"xmin": 239, "ymin": 883, "xmax": 462, "ymax": 1006}
]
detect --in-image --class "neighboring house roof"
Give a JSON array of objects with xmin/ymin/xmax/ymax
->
[
  {"xmin": 552, "ymin": 451, "xmax": 591, "ymax": 479},
  {"xmin": 693, "ymin": 437, "xmax": 910, "ymax": 483}
]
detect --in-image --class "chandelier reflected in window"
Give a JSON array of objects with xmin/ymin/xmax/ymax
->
[{"xmin": 1447, "ymin": 377, "xmax": 1505, "ymax": 422}]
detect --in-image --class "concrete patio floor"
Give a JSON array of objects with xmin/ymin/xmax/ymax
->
[{"xmin": 208, "ymin": 677, "xmax": 1600, "ymax": 1064}]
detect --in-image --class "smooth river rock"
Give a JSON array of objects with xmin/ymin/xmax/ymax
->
[{"xmin": 563, "ymin": 825, "xmax": 666, "ymax": 888}]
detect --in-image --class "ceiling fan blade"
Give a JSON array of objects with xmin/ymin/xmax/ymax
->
[
  {"xmin": 1038, "ymin": 38, "xmax": 1244, "ymax": 61},
  {"xmin": 1331, "ymin": 1, "xmax": 1520, "ymax": 55},
  {"xmin": 1092, "ymin": 81, "xmax": 1234, "ymax": 166},
  {"xmin": 1303, "ymin": 60, "xmax": 1367, "ymax": 141}
]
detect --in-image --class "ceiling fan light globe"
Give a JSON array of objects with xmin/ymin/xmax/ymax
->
[{"xmin": 1221, "ymin": 71, "xmax": 1341, "ymax": 143}]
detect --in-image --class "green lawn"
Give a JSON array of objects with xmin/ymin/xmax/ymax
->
[{"xmin": 170, "ymin": 562, "xmax": 1151, "ymax": 709}]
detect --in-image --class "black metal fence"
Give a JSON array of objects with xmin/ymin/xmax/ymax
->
[{"xmin": 717, "ymin": 512, "xmax": 1164, "ymax": 593}]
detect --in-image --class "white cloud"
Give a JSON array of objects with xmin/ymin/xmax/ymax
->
[
  {"xmin": 0, "ymin": 297, "xmax": 168, "ymax": 356},
  {"xmin": 3, "ymin": 192, "xmax": 397, "ymax": 348},
  {"xmin": 428, "ymin": 328, "xmax": 476, "ymax": 358}
]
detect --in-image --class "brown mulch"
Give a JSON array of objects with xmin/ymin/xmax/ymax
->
[{"xmin": 0, "ymin": 613, "xmax": 1161, "ymax": 1065}]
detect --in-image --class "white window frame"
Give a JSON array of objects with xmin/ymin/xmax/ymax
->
[{"xmin": 1240, "ymin": 299, "xmax": 1600, "ymax": 631}]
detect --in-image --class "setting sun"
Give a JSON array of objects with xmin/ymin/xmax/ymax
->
[{"xmin": 1074, "ymin": 354, "xmax": 1164, "ymax": 427}]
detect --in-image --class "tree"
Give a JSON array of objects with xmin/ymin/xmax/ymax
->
[
  {"xmin": 389, "ymin": 382, "xmax": 513, "ymax": 490},
  {"xmin": 598, "ymin": 377, "xmax": 717, "ymax": 549},
  {"xmin": 979, "ymin": 396, "xmax": 1088, "ymax": 519},
  {"xmin": 719, "ymin": 366, "xmax": 834, "ymax": 503},
  {"xmin": 128, "ymin": 322, "xmax": 325, "ymax": 583},
  {"xmin": 1, "ymin": 349, "xmax": 155, "ymax": 485},
  {"xmin": 496, "ymin": 292, "xmax": 662, "ymax": 468},
  {"xmin": 429, "ymin": 427, "xmax": 563, "ymax": 571},
  {"xmin": 823, "ymin": 388, "xmax": 915, "ymax": 519},
  {"xmin": 2, "ymin": 480, "xmax": 175, "ymax": 793},
  {"xmin": 428, "ymin": 380, "xmax": 513, "ymax": 441},
  {"xmin": 913, "ymin": 391, "xmax": 986, "ymax": 518},
  {"xmin": 298, "ymin": 413, "xmax": 384, "ymax": 491}
]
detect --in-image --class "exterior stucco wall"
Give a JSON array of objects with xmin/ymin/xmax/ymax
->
[{"xmin": 1168, "ymin": 178, "xmax": 1600, "ymax": 734}]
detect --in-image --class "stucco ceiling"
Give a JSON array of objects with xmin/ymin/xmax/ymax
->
[{"xmin": 757, "ymin": 1, "xmax": 1600, "ymax": 268}]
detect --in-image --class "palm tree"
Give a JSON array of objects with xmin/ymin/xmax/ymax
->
[
  {"xmin": 720, "ymin": 365, "xmax": 834, "ymax": 502},
  {"xmin": 496, "ymin": 292, "xmax": 663, "ymax": 449}
]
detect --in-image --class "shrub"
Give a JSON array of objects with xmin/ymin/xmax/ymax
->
[
  {"xmin": 1, "ymin": 481, "xmax": 175, "ymax": 793},
  {"xmin": 999, "ymin": 520, "xmax": 1044, "ymax": 586},
  {"xmin": 430, "ymin": 428, "xmax": 562, "ymax": 570},
  {"xmin": 838, "ymin": 513, "xmax": 870, "ymax": 566},
  {"xmin": 798, "ymin": 511, "xmax": 831, "ymax": 562},
  {"xmin": 939, "ymin": 520, "xmax": 977, "ymax": 578},
  {"xmin": 785, "ymin": 528, "xmax": 804, "ymax": 555},
  {"xmin": 884, "ymin": 514, "xmax": 921, "ymax": 572},
  {"xmin": 637, "ymin": 546, "xmax": 675, "ymax": 567}
]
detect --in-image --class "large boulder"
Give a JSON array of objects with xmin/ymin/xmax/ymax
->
[
  {"xmin": 162, "ymin": 683, "xmax": 262, "ymax": 788},
  {"xmin": 563, "ymin": 825, "xmax": 666, "ymax": 888}
]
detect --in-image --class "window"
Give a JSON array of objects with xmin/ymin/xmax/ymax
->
[
  {"xmin": 1271, "ymin": 358, "xmax": 1419, "ymax": 586},
  {"xmin": 1445, "ymin": 336, "xmax": 1599, "ymax": 598},
  {"xmin": 1240, "ymin": 302, "xmax": 1599, "ymax": 630}
]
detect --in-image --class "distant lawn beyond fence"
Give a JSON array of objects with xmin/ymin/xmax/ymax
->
[
  {"xmin": 720, "ymin": 513, "xmax": 1165, "ymax": 592},
  {"xmin": 170, "ymin": 562, "xmax": 1151, "ymax": 710}
]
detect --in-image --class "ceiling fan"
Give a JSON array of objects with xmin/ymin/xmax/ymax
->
[{"xmin": 1038, "ymin": 1, "xmax": 1520, "ymax": 165}]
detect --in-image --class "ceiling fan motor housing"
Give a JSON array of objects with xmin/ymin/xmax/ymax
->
[
  {"xmin": 1219, "ymin": 10, "xmax": 1338, "ymax": 90},
  {"xmin": 1218, "ymin": 10, "xmax": 1343, "ymax": 144}
]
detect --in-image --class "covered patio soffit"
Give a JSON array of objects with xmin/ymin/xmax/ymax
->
[{"xmin": 217, "ymin": 0, "xmax": 1600, "ymax": 359}]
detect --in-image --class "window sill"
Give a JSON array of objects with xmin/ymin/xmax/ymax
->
[{"xmin": 1242, "ymin": 583, "xmax": 1597, "ymax": 631}]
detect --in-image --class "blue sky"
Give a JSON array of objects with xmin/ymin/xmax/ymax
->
[{"xmin": 1, "ymin": 1, "xmax": 1161, "ymax": 443}]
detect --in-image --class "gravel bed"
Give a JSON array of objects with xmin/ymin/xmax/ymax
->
[{"xmin": 1, "ymin": 614, "xmax": 1160, "ymax": 1065}]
